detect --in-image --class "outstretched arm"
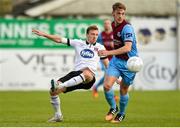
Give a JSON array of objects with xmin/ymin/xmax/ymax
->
[
  {"xmin": 32, "ymin": 29, "xmax": 67, "ymax": 44},
  {"xmin": 98, "ymin": 42, "xmax": 132, "ymax": 56}
]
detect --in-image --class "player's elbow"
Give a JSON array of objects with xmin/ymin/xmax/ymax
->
[
  {"xmin": 125, "ymin": 42, "xmax": 132, "ymax": 52},
  {"xmin": 125, "ymin": 45, "xmax": 131, "ymax": 52},
  {"xmin": 54, "ymin": 38, "xmax": 61, "ymax": 43},
  {"xmin": 126, "ymin": 47, "xmax": 131, "ymax": 52},
  {"xmin": 52, "ymin": 35, "xmax": 61, "ymax": 43}
]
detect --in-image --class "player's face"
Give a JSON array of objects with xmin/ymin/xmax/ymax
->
[
  {"xmin": 112, "ymin": 9, "xmax": 125, "ymax": 25},
  {"xmin": 86, "ymin": 30, "xmax": 99, "ymax": 44},
  {"xmin": 104, "ymin": 20, "xmax": 111, "ymax": 31}
]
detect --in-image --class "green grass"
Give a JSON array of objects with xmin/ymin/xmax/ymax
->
[{"xmin": 0, "ymin": 90, "xmax": 180, "ymax": 127}]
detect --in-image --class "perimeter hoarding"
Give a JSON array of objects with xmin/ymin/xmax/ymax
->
[
  {"xmin": 131, "ymin": 17, "xmax": 177, "ymax": 90},
  {"xmin": 0, "ymin": 49, "xmax": 75, "ymax": 90},
  {"xmin": 0, "ymin": 18, "xmax": 103, "ymax": 48},
  {"xmin": 0, "ymin": 18, "xmax": 178, "ymax": 90}
]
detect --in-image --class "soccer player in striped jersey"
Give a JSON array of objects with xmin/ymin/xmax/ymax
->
[
  {"xmin": 32, "ymin": 25, "xmax": 109, "ymax": 122},
  {"xmin": 98, "ymin": 2, "xmax": 139, "ymax": 123}
]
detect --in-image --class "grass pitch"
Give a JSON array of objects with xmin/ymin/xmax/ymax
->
[{"xmin": 0, "ymin": 90, "xmax": 180, "ymax": 127}]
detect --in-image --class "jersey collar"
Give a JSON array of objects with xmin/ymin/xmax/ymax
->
[{"xmin": 86, "ymin": 40, "xmax": 96, "ymax": 46}]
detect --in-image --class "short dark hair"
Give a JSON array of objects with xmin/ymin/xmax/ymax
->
[
  {"xmin": 112, "ymin": 2, "xmax": 126, "ymax": 11},
  {"xmin": 86, "ymin": 25, "xmax": 98, "ymax": 34}
]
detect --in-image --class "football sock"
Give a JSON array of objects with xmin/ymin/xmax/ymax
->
[
  {"xmin": 104, "ymin": 88, "xmax": 116, "ymax": 109},
  {"xmin": 57, "ymin": 73, "xmax": 85, "ymax": 88},
  {"xmin": 119, "ymin": 93, "xmax": 129, "ymax": 115},
  {"xmin": 94, "ymin": 76, "xmax": 105, "ymax": 90},
  {"xmin": 50, "ymin": 95, "xmax": 62, "ymax": 116}
]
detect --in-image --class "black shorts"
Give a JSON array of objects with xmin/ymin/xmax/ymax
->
[{"xmin": 58, "ymin": 70, "xmax": 96, "ymax": 93}]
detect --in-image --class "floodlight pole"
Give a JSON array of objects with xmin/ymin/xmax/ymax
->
[{"xmin": 176, "ymin": 0, "xmax": 180, "ymax": 90}]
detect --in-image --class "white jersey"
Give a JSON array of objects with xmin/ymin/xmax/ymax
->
[{"xmin": 68, "ymin": 39, "xmax": 106, "ymax": 74}]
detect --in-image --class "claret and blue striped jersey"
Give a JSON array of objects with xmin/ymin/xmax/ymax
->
[
  {"xmin": 97, "ymin": 31, "xmax": 114, "ymax": 60},
  {"xmin": 111, "ymin": 20, "xmax": 138, "ymax": 60}
]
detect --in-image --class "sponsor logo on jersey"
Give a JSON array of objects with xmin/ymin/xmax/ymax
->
[
  {"xmin": 80, "ymin": 49, "xmax": 94, "ymax": 58},
  {"xmin": 117, "ymin": 32, "xmax": 121, "ymax": 37},
  {"xmin": 113, "ymin": 39, "xmax": 121, "ymax": 44}
]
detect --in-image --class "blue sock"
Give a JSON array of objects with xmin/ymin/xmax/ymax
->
[
  {"xmin": 104, "ymin": 88, "xmax": 116, "ymax": 109},
  {"xmin": 95, "ymin": 76, "xmax": 105, "ymax": 90},
  {"xmin": 119, "ymin": 93, "xmax": 129, "ymax": 115}
]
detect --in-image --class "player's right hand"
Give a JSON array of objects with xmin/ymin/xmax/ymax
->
[{"xmin": 32, "ymin": 29, "xmax": 45, "ymax": 36}]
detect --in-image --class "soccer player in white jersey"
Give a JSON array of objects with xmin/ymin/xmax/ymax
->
[{"xmin": 32, "ymin": 25, "xmax": 109, "ymax": 122}]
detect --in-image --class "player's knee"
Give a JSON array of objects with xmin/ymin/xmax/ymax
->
[
  {"xmin": 120, "ymin": 86, "xmax": 129, "ymax": 95},
  {"xmin": 104, "ymin": 84, "xmax": 111, "ymax": 91},
  {"xmin": 83, "ymin": 70, "xmax": 94, "ymax": 82}
]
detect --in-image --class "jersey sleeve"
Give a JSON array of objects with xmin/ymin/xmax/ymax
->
[
  {"xmin": 122, "ymin": 24, "xmax": 134, "ymax": 43},
  {"xmin": 68, "ymin": 39, "xmax": 83, "ymax": 47}
]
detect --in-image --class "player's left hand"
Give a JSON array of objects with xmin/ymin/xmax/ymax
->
[{"xmin": 98, "ymin": 50, "xmax": 109, "ymax": 56}]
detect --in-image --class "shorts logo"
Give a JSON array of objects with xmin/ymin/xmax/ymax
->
[{"xmin": 80, "ymin": 49, "xmax": 94, "ymax": 58}]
